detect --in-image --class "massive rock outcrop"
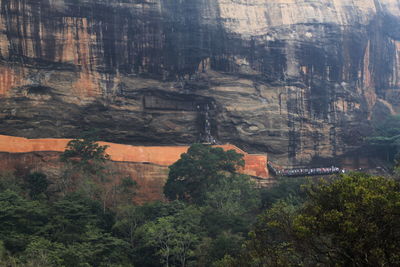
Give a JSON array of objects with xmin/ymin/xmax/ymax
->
[{"xmin": 0, "ymin": 0, "xmax": 399, "ymax": 166}]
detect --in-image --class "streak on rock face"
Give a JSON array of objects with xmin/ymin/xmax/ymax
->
[
  {"xmin": 0, "ymin": 65, "xmax": 24, "ymax": 96},
  {"xmin": 0, "ymin": 0, "xmax": 399, "ymax": 166}
]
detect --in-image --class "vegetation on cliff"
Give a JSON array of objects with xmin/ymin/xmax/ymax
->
[
  {"xmin": 367, "ymin": 114, "xmax": 400, "ymax": 174},
  {"xmin": 164, "ymin": 144, "xmax": 245, "ymax": 204},
  {"xmin": 1, "ymin": 140, "xmax": 400, "ymax": 266},
  {"xmin": 367, "ymin": 115, "xmax": 400, "ymax": 158}
]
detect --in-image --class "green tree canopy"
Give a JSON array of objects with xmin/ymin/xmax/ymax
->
[
  {"xmin": 201, "ymin": 174, "xmax": 260, "ymax": 236},
  {"xmin": 26, "ymin": 172, "xmax": 50, "ymax": 200},
  {"xmin": 60, "ymin": 136, "xmax": 110, "ymax": 174},
  {"xmin": 241, "ymin": 173, "xmax": 400, "ymax": 266},
  {"xmin": 164, "ymin": 144, "xmax": 244, "ymax": 204},
  {"xmin": 141, "ymin": 206, "xmax": 202, "ymax": 267},
  {"xmin": 0, "ymin": 190, "xmax": 48, "ymax": 253},
  {"xmin": 367, "ymin": 114, "xmax": 400, "ymax": 165}
]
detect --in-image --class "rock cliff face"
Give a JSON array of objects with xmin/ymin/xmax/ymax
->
[{"xmin": 0, "ymin": 0, "xmax": 399, "ymax": 166}]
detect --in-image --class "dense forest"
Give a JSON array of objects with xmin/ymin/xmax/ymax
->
[{"xmin": 1, "ymin": 136, "xmax": 400, "ymax": 266}]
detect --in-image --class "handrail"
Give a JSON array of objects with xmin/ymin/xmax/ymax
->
[{"xmin": 267, "ymin": 161, "xmax": 343, "ymax": 177}]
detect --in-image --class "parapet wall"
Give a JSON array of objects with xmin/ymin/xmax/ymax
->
[{"xmin": 0, "ymin": 135, "xmax": 269, "ymax": 178}]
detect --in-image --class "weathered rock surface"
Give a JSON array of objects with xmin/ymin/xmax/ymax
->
[{"xmin": 0, "ymin": 0, "xmax": 399, "ymax": 166}]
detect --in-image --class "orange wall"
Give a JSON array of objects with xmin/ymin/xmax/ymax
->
[{"xmin": 0, "ymin": 135, "xmax": 269, "ymax": 178}]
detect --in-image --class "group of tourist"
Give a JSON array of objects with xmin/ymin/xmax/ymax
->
[{"xmin": 268, "ymin": 162, "xmax": 343, "ymax": 177}]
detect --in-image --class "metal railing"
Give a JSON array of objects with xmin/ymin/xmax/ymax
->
[{"xmin": 267, "ymin": 162, "xmax": 343, "ymax": 177}]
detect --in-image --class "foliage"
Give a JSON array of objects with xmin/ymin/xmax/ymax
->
[
  {"xmin": 107, "ymin": 177, "xmax": 138, "ymax": 209},
  {"xmin": 239, "ymin": 173, "xmax": 400, "ymax": 266},
  {"xmin": 0, "ymin": 190, "xmax": 49, "ymax": 253},
  {"xmin": 113, "ymin": 174, "xmax": 261, "ymax": 267},
  {"xmin": 5, "ymin": 138, "xmax": 400, "ymax": 266},
  {"xmin": 0, "ymin": 164, "xmax": 132, "ymax": 266},
  {"xmin": 0, "ymin": 189, "xmax": 133, "ymax": 267},
  {"xmin": 164, "ymin": 143, "xmax": 244, "ymax": 204},
  {"xmin": 60, "ymin": 135, "xmax": 110, "ymax": 174},
  {"xmin": 42, "ymin": 193, "xmax": 104, "ymax": 244},
  {"xmin": 204, "ymin": 174, "xmax": 259, "ymax": 215},
  {"xmin": 260, "ymin": 177, "xmax": 307, "ymax": 209},
  {"xmin": 22, "ymin": 238, "xmax": 65, "ymax": 266},
  {"xmin": 241, "ymin": 200, "xmax": 302, "ymax": 267},
  {"xmin": 59, "ymin": 136, "xmax": 138, "ymax": 212},
  {"xmin": 206, "ymin": 231, "xmax": 244, "ymax": 266},
  {"xmin": 295, "ymin": 173, "xmax": 400, "ymax": 265},
  {"xmin": 201, "ymin": 174, "xmax": 260, "ymax": 237},
  {"xmin": 0, "ymin": 171, "xmax": 23, "ymax": 194},
  {"xmin": 141, "ymin": 206, "xmax": 202, "ymax": 267},
  {"xmin": 367, "ymin": 114, "xmax": 400, "ymax": 167},
  {"xmin": 161, "ymin": 144, "xmax": 261, "ymax": 265},
  {"xmin": 59, "ymin": 136, "xmax": 110, "ymax": 199},
  {"xmin": 26, "ymin": 172, "xmax": 50, "ymax": 200},
  {"xmin": 113, "ymin": 205, "xmax": 146, "ymax": 247}
]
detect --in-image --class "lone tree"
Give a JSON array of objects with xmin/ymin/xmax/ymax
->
[
  {"xmin": 60, "ymin": 135, "xmax": 110, "ymax": 174},
  {"xmin": 164, "ymin": 144, "xmax": 244, "ymax": 204},
  {"xmin": 59, "ymin": 134, "xmax": 111, "ymax": 200}
]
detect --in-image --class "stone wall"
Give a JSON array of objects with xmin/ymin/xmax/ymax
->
[
  {"xmin": 0, "ymin": 134, "xmax": 270, "ymax": 202},
  {"xmin": 0, "ymin": 134, "xmax": 269, "ymax": 178}
]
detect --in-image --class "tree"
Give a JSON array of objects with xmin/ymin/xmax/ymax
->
[
  {"xmin": 201, "ymin": 174, "xmax": 260, "ymax": 237},
  {"xmin": 367, "ymin": 114, "xmax": 400, "ymax": 165},
  {"xmin": 118, "ymin": 201, "xmax": 190, "ymax": 267},
  {"xmin": 60, "ymin": 136, "xmax": 110, "ymax": 174},
  {"xmin": 204, "ymin": 174, "xmax": 260, "ymax": 216},
  {"xmin": 59, "ymin": 135, "xmax": 111, "ymax": 197},
  {"xmin": 0, "ymin": 171, "xmax": 23, "ymax": 194},
  {"xmin": 113, "ymin": 205, "xmax": 146, "ymax": 248},
  {"xmin": 106, "ymin": 176, "xmax": 138, "ymax": 210},
  {"xmin": 43, "ymin": 193, "xmax": 101, "ymax": 244},
  {"xmin": 26, "ymin": 172, "xmax": 50, "ymax": 200},
  {"xmin": 0, "ymin": 190, "xmax": 48, "ymax": 253},
  {"xmin": 59, "ymin": 135, "xmax": 134, "ymax": 212},
  {"xmin": 295, "ymin": 173, "xmax": 400, "ymax": 266},
  {"xmin": 141, "ymin": 206, "xmax": 202, "ymax": 267},
  {"xmin": 39, "ymin": 193, "xmax": 132, "ymax": 266},
  {"xmin": 164, "ymin": 144, "xmax": 244, "ymax": 204},
  {"xmin": 200, "ymin": 231, "xmax": 245, "ymax": 266},
  {"xmin": 22, "ymin": 238, "xmax": 65, "ymax": 267},
  {"xmin": 163, "ymin": 144, "xmax": 262, "ymax": 265},
  {"xmin": 241, "ymin": 173, "xmax": 400, "ymax": 266},
  {"xmin": 241, "ymin": 200, "xmax": 302, "ymax": 267},
  {"xmin": 260, "ymin": 177, "xmax": 307, "ymax": 209}
]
